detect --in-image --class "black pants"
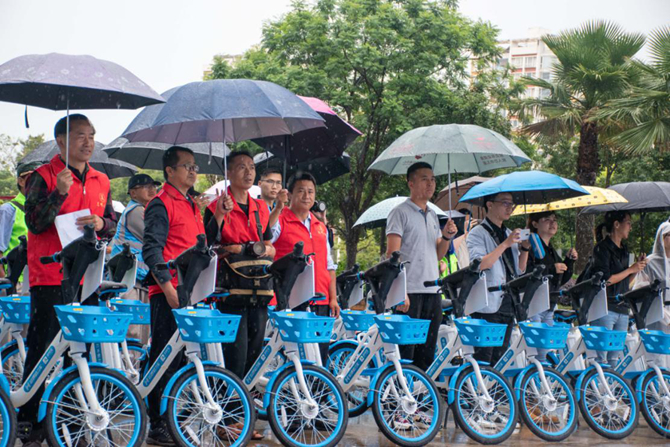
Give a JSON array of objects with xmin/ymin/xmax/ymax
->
[
  {"xmin": 20, "ymin": 286, "xmax": 68, "ymax": 427},
  {"xmin": 471, "ymin": 312, "xmax": 515, "ymax": 366},
  {"xmin": 398, "ymin": 293, "xmax": 442, "ymax": 371},
  {"xmin": 293, "ymin": 303, "xmax": 330, "ymax": 364},
  {"xmin": 217, "ymin": 302, "xmax": 268, "ymax": 379},
  {"xmin": 147, "ymin": 293, "xmax": 184, "ymax": 427}
]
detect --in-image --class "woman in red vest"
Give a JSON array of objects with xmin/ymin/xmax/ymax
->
[
  {"xmin": 271, "ymin": 172, "xmax": 340, "ymax": 361},
  {"xmin": 21, "ymin": 115, "xmax": 117, "ymax": 446},
  {"xmin": 142, "ymin": 146, "xmax": 205, "ymax": 446}
]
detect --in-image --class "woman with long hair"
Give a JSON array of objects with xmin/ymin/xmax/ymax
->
[
  {"xmin": 525, "ymin": 211, "xmax": 577, "ymax": 361},
  {"xmin": 591, "ymin": 211, "xmax": 647, "ymax": 367}
]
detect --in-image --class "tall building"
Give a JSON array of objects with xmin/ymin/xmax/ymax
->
[{"xmin": 468, "ymin": 27, "xmax": 559, "ymax": 128}]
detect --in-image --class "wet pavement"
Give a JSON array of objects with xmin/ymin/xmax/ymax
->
[{"xmin": 140, "ymin": 411, "xmax": 669, "ymax": 446}]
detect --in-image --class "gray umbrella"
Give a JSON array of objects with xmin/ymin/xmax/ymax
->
[
  {"xmin": 580, "ymin": 182, "xmax": 670, "ymax": 253},
  {"xmin": 368, "ymin": 124, "xmax": 531, "ymax": 210},
  {"xmin": 104, "ymin": 86, "xmax": 230, "ymax": 174},
  {"xmin": 354, "ymin": 197, "xmax": 462, "ymax": 230},
  {"xmin": 0, "ymin": 53, "xmax": 164, "ymax": 166},
  {"xmin": 19, "ymin": 140, "xmax": 138, "ymax": 179}
]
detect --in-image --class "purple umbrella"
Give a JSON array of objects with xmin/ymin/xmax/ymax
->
[{"xmin": 0, "ymin": 53, "xmax": 164, "ymax": 164}]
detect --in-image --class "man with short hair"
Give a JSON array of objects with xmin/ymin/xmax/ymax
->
[
  {"xmin": 271, "ymin": 172, "xmax": 340, "ymax": 361},
  {"xmin": 258, "ymin": 168, "xmax": 285, "ymax": 228},
  {"xmin": 143, "ymin": 146, "xmax": 204, "ymax": 446},
  {"xmin": 466, "ymin": 192, "xmax": 528, "ymax": 365},
  {"xmin": 110, "ymin": 173, "xmax": 161, "ymax": 283},
  {"xmin": 386, "ymin": 162, "xmax": 457, "ymax": 371},
  {"xmin": 21, "ymin": 114, "xmax": 117, "ymax": 445},
  {"xmin": 0, "ymin": 161, "xmax": 41, "ymax": 280},
  {"xmin": 206, "ymin": 151, "xmax": 275, "ymax": 377}
]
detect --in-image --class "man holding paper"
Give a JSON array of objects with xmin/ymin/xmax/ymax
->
[
  {"xmin": 386, "ymin": 162, "xmax": 457, "ymax": 371},
  {"xmin": 21, "ymin": 114, "xmax": 116, "ymax": 445},
  {"xmin": 271, "ymin": 171, "xmax": 340, "ymax": 362}
]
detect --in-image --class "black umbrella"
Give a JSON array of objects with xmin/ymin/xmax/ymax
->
[
  {"xmin": 254, "ymin": 151, "xmax": 351, "ymax": 185},
  {"xmin": 19, "ymin": 140, "xmax": 138, "ymax": 179},
  {"xmin": 0, "ymin": 53, "xmax": 164, "ymax": 166},
  {"xmin": 580, "ymin": 182, "xmax": 670, "ymax": 252}
]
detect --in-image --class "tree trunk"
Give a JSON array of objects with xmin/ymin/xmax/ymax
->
[
  {"xmin": 574, "ymin": 121, "xmax": 600, "ymax": 272},
  {"xmin": 379, "ymin": 226, "xmax": 387, "ymax": 258},
  {"xmin": 344, "ymin": 226, "xmax": 361, "ymax": 269}
]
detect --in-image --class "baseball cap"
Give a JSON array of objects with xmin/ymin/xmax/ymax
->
[
  {"xmin": 16, "ymin": 161, "xmax": 42, "ymax": 177},
  {"xmin": 127, "ymin": 174, "xmax": 161, "ymax": 193}
]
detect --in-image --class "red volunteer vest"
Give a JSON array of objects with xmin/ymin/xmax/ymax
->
[
  {"xmin": 28, "ymin": 155, "xmax": 110, "ymax": 287},
  {"xmin": 207, "ymin": 188, "xmax": 270, "ymax": 244},
  {"xmin": 148, "ymin": 183, "xmax": 205, "ymax": 297},
  {"xmin": 273, "ymin": 208, "xmax": 331, "ymax": 305}
]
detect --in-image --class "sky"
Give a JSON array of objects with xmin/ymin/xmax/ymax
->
[{"xmin": 0, "ymin": 0, "xmax": 668, "ymax": 145}]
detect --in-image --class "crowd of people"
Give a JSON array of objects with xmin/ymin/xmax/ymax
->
[{"xmin": 1, "ymin": 113, "xmax": 669, "ymax": 446}]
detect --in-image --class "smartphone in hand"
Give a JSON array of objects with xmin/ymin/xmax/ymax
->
[{"xmin": 518, "ymin": 229, "xmax": 531, "ymax": 241}]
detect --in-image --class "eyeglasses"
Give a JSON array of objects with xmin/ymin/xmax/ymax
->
[
  {"xmin": 262, "ymin": 180, "xmax": 282, "ymax": 187},
  {"xmin": 133, "ymin": 184, "xmax": 158, "ymax": 191},
  {"xmin": 493, "ymin": 200, "xmax": 517, "ymax": 210},
  {"xmin": 172, "ymin": 163, "xmax": 200, "ymax": 173}
]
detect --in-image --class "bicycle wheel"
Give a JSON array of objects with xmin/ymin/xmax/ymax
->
[
  {"xmin": 0, "ymin": 340, "xmax": 26, "ymax": 391},
  {"xmin": 268, "ymin": 364, "xmax": 348, "ymax": 447},
  {"xmin": 326, "ymin": 341, "xmax": 370, "ymax": 417},
  {"xmin": 44, "ymin": 366, "xmax": 146, "ymax": 447},
  {"xmin": 166, "ymin": 364, "xmax": 255, "ymax": 447},
  {"xmin": 640, "ymin": 369, "xmax": 670, "ymax": 438},
  {"xmin": 576, "ymin": 368, "xmax": 638, "ymax": 439},
  {"xmin": 451, "ymin": 365, "xmax": 517, "ymax": 444},
  {"xmin": 371, "ymin": 364, "xmax": 444, "ymax": 446},
  {"xmin": 518, "ymin": 366, "xmax": 578, "ymax": 441},
  {"xmin": 0, "ymin": 388, "xmax": 16, "ymax": 447}
]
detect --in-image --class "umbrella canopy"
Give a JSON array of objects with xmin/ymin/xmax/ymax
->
[
  {"xmin": 435, "ymin": 175, "xmax": 490, "ymax": 219},
  {"xmin": 512, "ymin": 186, "xmax": 628, "ymax": 216},
  {"xmin": 368, "ymin": 124, "xmax": 531, "ymax": 176},
  {"xmin": 459, "ymin": 171, "xmax": 589, "ymax": 207},
  {"xmin": 254, "ymin": 151, "xmax": 351, "ymax": 185},
  {"xmin": 18, "ymin": 140, "xmax": 138, "ymax": 179},
  {"xmin": 0, "ymin": 53, "xmax": 164, "ymax": 110},
  {"xmin": 580, "ymin": 182, "xmax": 670, "ymax": 215},
  {"xmin": 204, "ymin": 181, "xmax": 262, "ymax": 201},
  {"xmin": 252, "ymin": 96, "xmax": 361, "ymax": 164},
  {"xmin": 354, "ymin": 196, "xmax": 463, "ymax": 230},
  {"xmin": 103, "ymin": 86, "xmax": 230, "ymax": 174},
  {"xmin": 121, "ymin": 79, "xmax": 325, "ymax": 145}
]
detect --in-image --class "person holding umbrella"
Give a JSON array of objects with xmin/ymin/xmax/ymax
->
[
  {"xmin": 20, "ymin": 114, "xmax": 117, "ymax": 445},
  {"xmin": 466, "ymin": 192, "xmax": 529, "ymax": 365},
  {"xmin": 591, "ymin": 211, "xmax": 648, "ymax": 367},
  {"xmin": 142, "ymin": 145, "xmax": 205, "ymax": 445},
  {"xmin": 0, "ymin": 161, "xmax": 40, "ymax": 280},
  {"xmin": 386, "ymin": 162, "xmax": 458, "ymax": 371}
]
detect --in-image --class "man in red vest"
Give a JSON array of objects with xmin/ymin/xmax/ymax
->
[
  {"xmin": 142, "ymin": 146, "xmax": 205, "ymax": 446},
  {"xmin": 21, "ymin": 114, "xmax": 117, "ymax": 446},
  {"xmin": 271, "ymin": 172, "xmax": 340, "ymax": 361},
  {"xmin": 205, "ymin": 151, "xmax": 276, "ymax": 379}
]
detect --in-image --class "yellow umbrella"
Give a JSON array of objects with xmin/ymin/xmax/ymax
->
[{"xmin": 511, "ymin": 186, "xmax": 628, "ymax": 216}]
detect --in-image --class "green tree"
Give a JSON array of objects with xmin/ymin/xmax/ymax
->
[
  {"xmin": 595, "ymin": 26, "xmax": 670, "ymax": 155},
  {"xmin": 209, "ymin": 0, "xmax": 514, "ymax": 266},
  {"xmin": 514, "ymin": 21, "xmax": 645, "ymax": 269}
]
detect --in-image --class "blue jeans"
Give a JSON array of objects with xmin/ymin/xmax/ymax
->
[
  {"xmin": 529, "ymin": 309, "xmax": 554, "ymax": 362},
  {"xmin": 592, "ymin": 311, "xmax": 629, "ymax": 368}
]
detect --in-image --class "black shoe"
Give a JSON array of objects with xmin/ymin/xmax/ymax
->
[
  {"xmin": 18, "ymin": 421, "xmax": 44, "ymax": 445},
  {"xmin": 147, "ymin": 421, "xmax": 176, "ymax": 446}
]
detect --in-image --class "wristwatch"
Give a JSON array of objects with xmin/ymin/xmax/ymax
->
[
  {"xmin": 441, "ymin": 234, "xmax": 452, "ymax": 242},
  {"xmin": 520, "ymin": 245, "xmax": 530, "ymax": 252}
]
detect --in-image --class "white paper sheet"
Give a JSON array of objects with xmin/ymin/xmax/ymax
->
[
  {"xmin": 190, "ymin": 256, "xmax": 217, "ymax": 305},
  {"xmin": 55, "ymin": 209, "xmax": 90, "ymax": 247},
  {"xmin": 348, "ymin": 280, "xmax": 365, "ymax": 309},
  {"xmin": 386, "ymin": 268, "xmax": 407, "ymax": 310},
  {"xmin": 527, "ymin": 278, "xmax": 551, "ymax": 319},
  {"xmin": 81, "ymin": 242, "xmax": 106, "ymax": 303},
  {"xmin": 288, "ymin": 261, "xmax": 316, "ymax": 309},
  {"xmin": 581, "ymin": 285, "xmax": 609, "ymax": 323},
  {"xmin": 465, "ymin": 272, "xmax": 490, "ymax": 315}
]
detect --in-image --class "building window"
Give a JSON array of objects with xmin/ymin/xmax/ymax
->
[
  {"xmin": 525, "ymin": 56, "xmax": 537, "ymax": 67},
  {"xmin": 541, "ymin": 56, "xmax": 557, "ymax": 69},
  {"xmin": 497, "ymin": 58, "xmax": 508, "ymax": 68},
  {"xmin": 540, "ymin": 88, "xmax": 551, "ymax": 98},
  {"xmin": 511, "ymin": 57, "xmax": 523, "ymax": 68},
  {"xmin": 541, "ymin": 71, "xmax": 551, "ymax": 81}
]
